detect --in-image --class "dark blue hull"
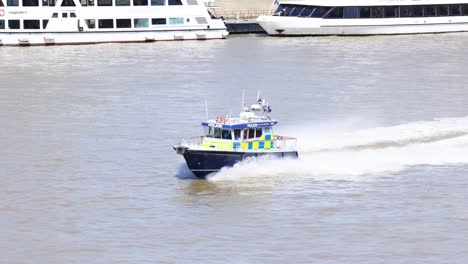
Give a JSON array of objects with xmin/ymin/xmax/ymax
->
[{"xmin": 181, "ymin": 150, "xmax": 298, "ymax": 178}]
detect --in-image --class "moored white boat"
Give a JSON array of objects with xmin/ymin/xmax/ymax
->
[
  {"xmin": 0, "ymin": 0, "xmax": 228, "ymax": 46},
  {"xmin": 257, "ymin": 0, "xmax": 468, "ymax": 36}
]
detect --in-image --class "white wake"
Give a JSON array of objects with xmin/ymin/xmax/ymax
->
[{"xmin": 208, "ymin": 116, "xmax": 468, "ymax": 182}]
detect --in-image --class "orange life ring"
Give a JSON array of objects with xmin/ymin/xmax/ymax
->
[{"xmin": 0, "ymin": 10, "xmax": 5, "ymax": 17}]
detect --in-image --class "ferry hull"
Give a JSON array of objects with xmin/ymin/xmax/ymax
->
[
  {"xmin": 177, "ymin": 149, "xmax": 298, "ymax": 179},
  {"xmin": 257, "ymin": 16, "xmax": 468, "ymax": 36},
  {"xmin": 0, "ymin": 29, "xmax": 228, "ymax": 46}
]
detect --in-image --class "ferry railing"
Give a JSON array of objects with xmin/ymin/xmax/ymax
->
[
  {"xmin": 274, "ymin": 136, "xmax": 297, "ymax": 150},
  {"xmin": 216, "ymin": 10, "xmax": 272, "ymax": 20}
]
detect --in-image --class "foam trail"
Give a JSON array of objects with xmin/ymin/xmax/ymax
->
[{"xmin": 208, "ymin": 116, "xmax": 468, "ymax": 182}]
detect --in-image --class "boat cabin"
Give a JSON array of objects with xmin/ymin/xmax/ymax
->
[{"xmin": 201, "ymin": 119, "xmax": 278, "ymax": 151}]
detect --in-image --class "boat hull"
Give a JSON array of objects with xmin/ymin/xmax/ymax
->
[
  {"xmin": 257, "ymin": 15, "xmax": 468, "ymax": 36},
  {"xmin": 180, "ymin": 149, "xmax": 298, "ymax": 179}
]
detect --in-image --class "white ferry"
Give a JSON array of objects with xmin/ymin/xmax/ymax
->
[
  {"xmin": 173, "ymin": 95, "xmax": 298, "ymax": 178},
  {"xmin": 257, "ymin": 0, "xmax": 468, "ymax": 36},
  {"xmin": 0, "ymin": 0, "xmax": 228, "ymax": 46}
]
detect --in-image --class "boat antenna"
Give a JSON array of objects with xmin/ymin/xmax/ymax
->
[
  {"xmin": 205, "ymin": 98, "xmax": 209, "ymax": 120},
  {"xmin": 256, "ymin": 90, "xmax": 261, "ymax": 102}
]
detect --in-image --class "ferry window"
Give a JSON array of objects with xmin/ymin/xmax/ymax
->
[
  {"xmin": 7, "ymin": 0, "xmax": 18, "ymax": 6},
  {"xmin": 52, "ymin": 13, "xmax": 58, "ymax": 18},
  {"xmin": 97, "ymin": 0, "xmax": 111, "ymax": 6},
  {"xmin": 42, "ymin": 19, "xmax": 49, "ymax": 29},
  {"xmin": 221, "ymin": 129, "xmax": 232, "ymax": 140},
  {"xmin": 116, "ymin": 19, "xmax": 131, "ymax": 28},
  {"xmin": 247, "ymin": 128, "xmax": 255, "ymax": 139},
  {"xmin": 360, "ymin": 7, "xmax": 371, "ymax": 18},
  {"xmin": 213, "ymin": 128, "xmax": 221, "ymax": 139},
  {"xmin": 168, "ymin": 0, "xmax": 181, "ymax": 5},
  {"xmin": 134, "ymin": 18, "xmax": 149, "ymax": 28},
  {"xmin": 325, "ymin": 7, "xmax": 343, "ymax": 19},
  {"xmin": 343, "ymin": 7, "xmax": 359, "ymax": 18},
  {"xmin": 370, "ymin": 7, "xmax": 384, "ymax": 18},
  {"xmin": 463, "ymin": 4, "xmax": 468, "ymax": 15},
  {"xmin": 151, "ymin": 0, "xmax": 164, "ymax": 5},
  {"xmin": 311, "ymin": 6, "xmax": 330, "ymax": 18},
  {"xmin": 85, "ymin": 19, "xmax": 95, "ymax": 28},
  {"xmin": 291, "ymin": 7, "xmax": 304, "ymax": 17},
  {"xmin": 62, "ymin": 13, "xmax": 68, "ymax": 18},
  {"xmin": 299, "ymin": 6, "xmax": 314, "ymax": 17},
  {"xmin": 152, "ymin": 18, "xmax": 166, "ymax": 24},
  {"xmin": 449, "ymin": 4, "xmax": 462, "ymax": 16},
  {"xmin": 438, "ymin": 5, "xmax": 449, "ymax": 16},
  {"xmin": 8, "ymin": 20, "xmax": 20, "ymax": 29},
  {"xmin": 133, "ymin": 0, "xmax": 147, "ymax": 5},
  {"xmin": 195, "ymin": 17, "xmax": 207, "ymax": 24},
  {"xmin": 98, "ymin": 19, "xmax": 113, "ymax": 28},
  {"xmin": 0, "ymin": 20, "xmax": 4, "ymax": 29},
  {"xmin": 234, "ymin": 129, "xmax": 241, "ymax": 140},
  {"xmin": 205, "ymin": 127, "xmax": 214, "ymax": 138},
  {"xmin": 61, "ymin": 0, "xmax": 75, "ymax": 6},
  {"xmin": 23, "ymin": 0, "xmax": 39, "ymax": 6},
  {"xmin": 255, "ymin": 128, "xmax": 263, "ymax": 138},
  {"xmin": 70, "ymin": 12, "xmax": 76, "ymax": 17},
  {"xmin": 24, "ymin": 20, "xmax": 40, "ymax": 29},
  {"xmin": 424, "ymin": 5, "xmax": 437, "ymax": 17},
  {"xmin": 400, "ymin": 6, "xmax": 413, "ymax": 17},
  {"xmin": 187, "ymin": 0, "xmax": 197, "ymax": 5},
  {"xmin": 169, "ymin": 17, "xmax": 184, "ymax": 24},
  {"xmin": 43, "ymin": 0, "xmax": 56, "ymax": 6},
  {"xmin": 384, "ymin": 6, "xmax": 398, "ymax": 17},
  {"xmin": 116, "ymin": 0, "xmax": 129, "ymax": 5},
  {"xmin": 413, "ymin": 6, "xmax": 423, "ymax": 17},
  {"xmin": 80, "ymin": 0, "xmax": 93, "ymax": 6}
]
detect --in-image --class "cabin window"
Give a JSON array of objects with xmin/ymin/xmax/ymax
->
[
  {"xmin": 187, "ymin": 0, "xmax": 197, "ymax": 5},
  {"xmin": 325, "ymin": 7, "xmax": 343, "ymax": 18},
  {"xmin": 343, "ymin": 7, "xmax": 359, "ymax": 18},
  {"xmin": 97, "ymin": 0, "xmax": 111, "ymax": 6},
  {"xmin": 98, "ymin": 19, "xmax": 113, "ymax": 28},
  {"xmin": 7, "ymin": 0, "xmax": 19, "ymax": 6},
  {"xmin": 0, "ymin": 20, "xmax": 5, "ymax": 30},
  {"xmin": 152, "ymin": 18, "xmax": 166, "ymax": 25},
  {"xmin": 221, "ymin": 129, "xmax": 232, "ymax": 140},
  {"xmin": 116, "ymin": 0, "xmax": 129, "ymax": 5},
  {"xmin": 290, "ymin": 6, "xmax": 304, "ymax": 17},
  {"xmin": 234, "ymin": 129, "xmax": 241, "ymax": 140},
  {"xmin": 23, "ymin": 0, "xmax": 39, "ymax": 6},
  {"xmin": 85, "ymin": 19, "xmax": 95, "ymax": 28},
  {"xmin": 463, "ymin": 4, "xmax": 468, "ymax": 15},
  {"xmin": 424, "ymin": 5, "xmax": 437, "ymax": 17},
  {"xmin": 360, "ymin": 7, "xmax": 371, "ymax": 18},
  {"xmin": 133, "ymin": 0, "xmax": 147, "ymax": 5},
  {"xmin": 168, "ymin": 0, "xmax": 181, "ymax": 5},
  {"xmin": 371, "ymin": 7, "xmax": 385, "ymax": 18},
  {"xmin": 400, "ymin": 6, "xmax": 413, "ymax": 17},
  {"xmin": 205, "ymin": 127, "xmax": 214, "ymax": 138},
  {"xmin": 195, "ymin": 17, "xmax": 207, "ymax": 24},
  {"xmin": 247, "ymin": 128, "xmax": 255, "ymax": 139},
  {"xmin": 151, "ymin": 0, "xmax": 164, "ymax": 5},
  {"xmin": 385, "ymin": 6, "xmax": 398, "ymax": 17},
  {"xmin": 438, "ymin": 5, "xmax": 449, "ymax": 16},
  {"xmin": 413, "ymin": 6, "xmax": 423, "ymax": 17},
  {"xmin": 311, "ymin": 6, "xmax": 330, "ymax": 17},
  {"xmin": 61, "ymin": 0, "xmax": 75, "ymax": 6},
  {"xmin": 169, "ymin": 17, "xmax": 184, "ymax": 24},
  {"xmin": 62, "ymin": 12, "xmax": 68, "ymax": 18},
  {"xmin": 116, "ymin": 19, "xmax": 131, "ymax": 28},
  {"xmin": 70, "ymin": 12, "xmax": 76, "ymax": 17},
  {"xmin": 42, "ymin": 19, "xmax": 49, "ymax": 29},
  {"xmin": 80, "ymin": 0, "xmax": 93, "ymax": 6},
  {"xmin": 255, "ymin": 128, "xmax": 263, "ymax": 138},
  {"xmin": 449, "ymin": 5, "xmax": 462, "ymax": 16},
  {"xmin": 213, "ymin": 128, "xmax": 221, "ymax": 139},
  {"xmin": 0, "ymin": 0, "xmax": 3, "ymax": 6},
  {"xmin": 52, "ymin": 13, "xmax": 58, "ymax": 18},
  {"xmin": 43, "ymin": 0, "xmax": 55, "ymax": 6},
  {"xmin": 134, "ymin": 18, "xmax": 149, "ymax": 28},
  {"xmin": 24, "ymin": 20, "xmax": 40, "ymax": 29},
  {"xmin": 299, "ymin": 6, "xmax": 315, "ymax": 17},
  {"xmin": 8, "ymin": 20, "xmax": 20, "ymax": 29}
]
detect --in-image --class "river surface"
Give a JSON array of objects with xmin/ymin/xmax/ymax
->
[{"xmin": 1, "ymin": 34, "xmax": 468, "ymax": 263}]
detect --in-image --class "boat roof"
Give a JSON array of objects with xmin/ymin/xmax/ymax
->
[
  {"xmin": 279, "ymin": 0, "xmax": 468, "ymax": 6},
  {"xmin": 202, "ymin": 117, "xmax": 277, "ymax": 129}
]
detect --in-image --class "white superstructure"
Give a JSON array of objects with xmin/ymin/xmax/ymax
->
[
  {"xmin": 257, "ymin": 0, "xmax": 468, "ymax": 36},
  {"xmin": 0, "ymin": 0, "xmax": 228, "ymax": 46}
]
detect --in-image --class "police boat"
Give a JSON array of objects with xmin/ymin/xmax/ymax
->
[{"xmin": 173, "ymin": 96, "xmax": 298, "ymax": 179}]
